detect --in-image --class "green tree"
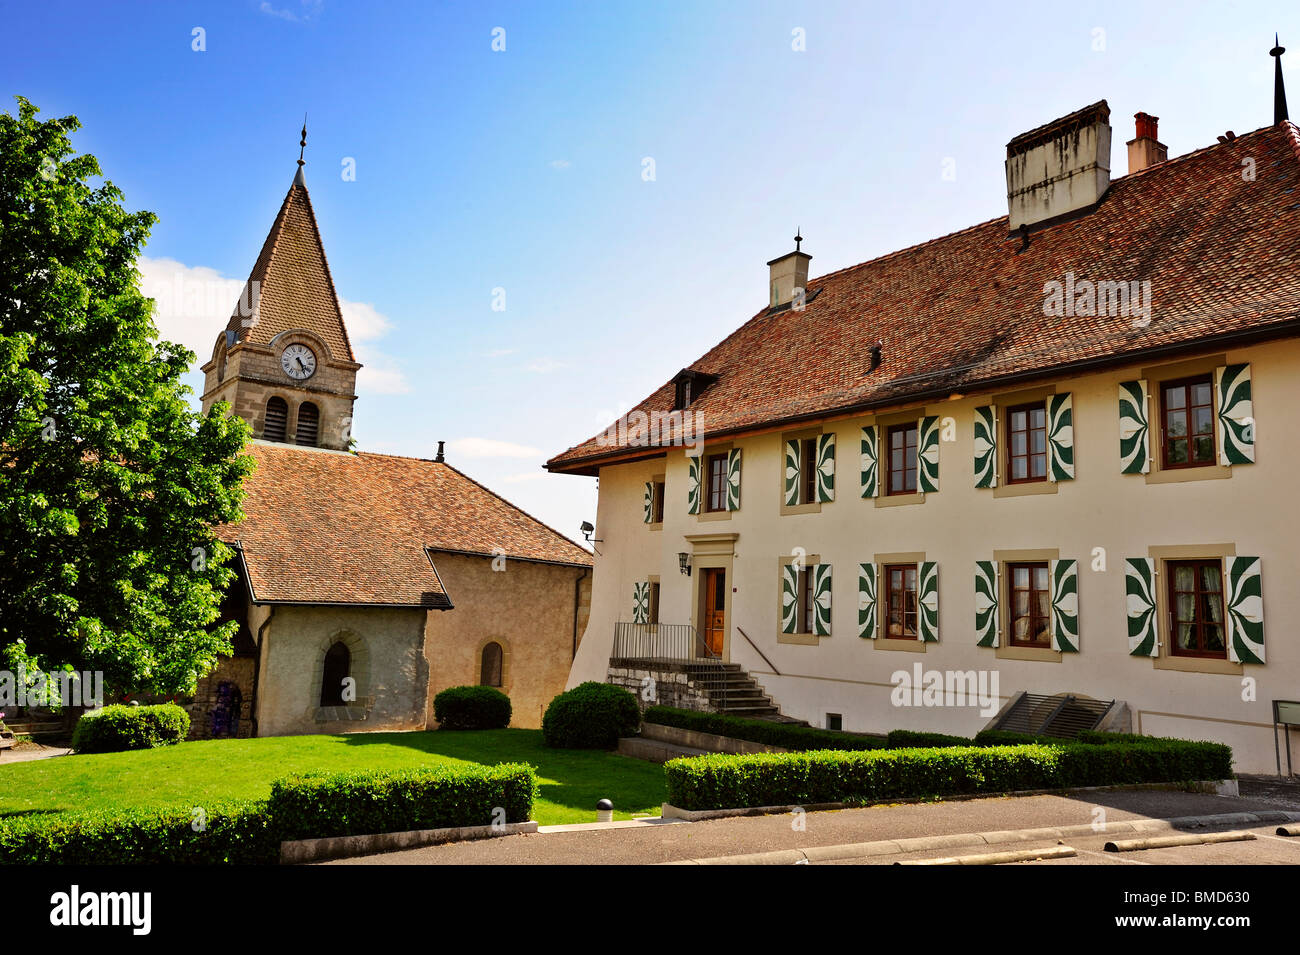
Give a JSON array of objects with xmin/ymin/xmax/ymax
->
[{"xmin": 0, "ymin": 97, "xmax": 253, "ymax": 696}]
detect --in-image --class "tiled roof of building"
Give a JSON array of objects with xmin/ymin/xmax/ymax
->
[
  {"xmin": 223, "ymin": 171, "xmax": 356, "ymax": 363},
  {"xmin": 548, "ymin": 121, "xmax": 1300, "ymax": 474},
  {"xmin": 223, "ymin": 443, "xmax": 592, "ymax": 608}
]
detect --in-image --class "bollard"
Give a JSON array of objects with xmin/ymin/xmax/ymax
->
[{"xmin": 596, "ymin": 798, "xmax": 613, "ymax": 823}]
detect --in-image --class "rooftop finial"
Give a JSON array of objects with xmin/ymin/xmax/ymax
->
[
  {"xmin": 1272, "ymin": 34, "xmax": 1290, "ymax": 124},
  {"xmin": 298, "ymin": 114, "xmax": 307, "ymax": 167},
  {"xmin": 794, "ymin": 228, "xmax": 803, "ymax": 252}
]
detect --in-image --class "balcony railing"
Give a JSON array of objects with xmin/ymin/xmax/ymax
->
[{"xmin": 611, "ymin": 622, "xmax": 721, "ymax": 666}]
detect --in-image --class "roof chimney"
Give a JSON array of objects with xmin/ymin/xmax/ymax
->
[
  {"xmin": 1127, "ymin": 112, "xmax": 1168, "ymax": 174},
  {"xmin": 1005, "ymin": 101, "xmax": 1112, "ymax": 232},
  {"xmin": 767, "ymin": 231, "xmax": 811, "ymax": 308}
]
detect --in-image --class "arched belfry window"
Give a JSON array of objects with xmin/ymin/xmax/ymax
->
[
  {"xmin": 480, "ymin": 642, "xmax": 503, "ymax": 687},
  {"xmin": 296, "ymin": 401, "xmax": 319, "ymax": 447},
  {"xmin": 264, "ymin": 397, "xmax": 288, "ymax": 442},
  {"xmin": 320, "ymin": 641, "xmax": 350, "ymax": 706}
]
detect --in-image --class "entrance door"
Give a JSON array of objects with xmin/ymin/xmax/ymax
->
[{"xmin": 702, "ymin": 568, "xmax": 726, "ymax": 656}]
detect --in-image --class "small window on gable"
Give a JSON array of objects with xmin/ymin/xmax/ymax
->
[
  {"xmin": 480, "ymin": 641, "xmax": 504, "ymax": 687},
  {"xmin": 264, "ymin": 397, "xmax": 288, "ymax": 443},
  {"xmin": 705, "ymin": 453, "xmax": 728, "ymax": 512}
]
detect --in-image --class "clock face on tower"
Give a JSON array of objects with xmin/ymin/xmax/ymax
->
[{"xmin": 280, "ymin": 344, "xmax": 317, "ymax": 380}]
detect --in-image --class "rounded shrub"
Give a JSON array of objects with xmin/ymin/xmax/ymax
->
[
  {"xmin": 433, "ymin": 685, "xmax": 512, "ymax": 730},
  {"xmin": 542, "ymin": 682, "xmax": 640, "ymax": 749},
  {"xmin": 71, "ymin": 703, "xmax": 191, "ymax": 754}
]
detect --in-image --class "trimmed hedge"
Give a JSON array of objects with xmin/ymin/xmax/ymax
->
[
  {"xmin": 0, "ymin": 762, "xmax": 538, "ymax": 864},
  {"xmin": 542, "ymin": 682, "xmax": 640, "ymax": 749},
  {"xmin": 644, "ymin": 706, "xmax": 885, "ymax": 752},
  {"xmin": 0, "ymin": 800, "xmax": 276, "ymax": 865},
  {"xmin": 269, "ymin": 762, "xmax": 537, "ymax": 842},
  {"xmin": 885, "ymin": 729, "xmax": 975, "ymax": 749},
  {"xmin": 664, "ymin": 738, "xmax": 1234, "ymax": 811},
  {"xmin": 71, "ymin": 703, "xmax": 190, "ymax": 754},
  {"xmin": 433, "ymin": 685, "xmax": 512, "ymax": 730}
]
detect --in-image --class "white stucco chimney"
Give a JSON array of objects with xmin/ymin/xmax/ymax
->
[
  {"xmin": 1005, "ymin": 101, "xmax": 1112, "ymax": 232},
  {"xmin": 1127, "ymin": 112, "xmax": 1168, "ymax": 174},
  {"xmin": 767, "ymin": 233, "xmax": 811, "ymax": 308}
]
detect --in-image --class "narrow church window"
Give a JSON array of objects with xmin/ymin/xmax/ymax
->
[
  {"xmin": 264, "ymin": 396, "xmax": 288, "ymax": 442},
  {"xmin": 320, "ymin": 641, "xmax": 350, "ymax": 706},
  {"xmin": 296, "ymin": 401, "xmax": 320, "ymax": 446},
  {"xmin": 480, "ymin": 642, "xmax": 503, "ymax": 687}
]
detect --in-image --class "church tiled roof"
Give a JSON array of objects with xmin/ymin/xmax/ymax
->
[
  {"xmin": 547, "ymin": 121, "xmax": 1300, "ymax": 474},
  {"xmin": 223, "ymin": 443, "xmax": 591, "ymax": 608},
  {"xmin": 222, "ymin": 171, "xmax": 356, "ymax": 363}
]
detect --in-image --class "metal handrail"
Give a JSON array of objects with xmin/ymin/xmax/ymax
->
[
  {"xmin": 611, "ymin": 621, "xmax": 728, "ymax": 712},
  {"xmin": 735, "ymin": 626, "xmax": 779, "ymax": 676}
]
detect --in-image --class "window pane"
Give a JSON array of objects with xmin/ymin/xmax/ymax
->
[
  {"xmin": 1013, "ymin": 592, "xmax": 1029, "ymax": 616},
  {"xmin": 1193, "ymin": 436, "xmax": 1214, "ymax": 462},
  {"xmin": 1204, "ymin": 624, "xmax": 1225, "ymax": 651},
  {"xmin": 1192, "ymin": 407, "xmax": 1212, "ymax": 435},
  {"xmin": 1011, "ymin": 458, "xmax": 1027, "ymax": 480},
  {"xmin": 1192, "ymin": 383, "xmax": 1211, "ymax": 406},
  {"xmin": 1177, "ymin": 623, "xmax": 1195, "ymax": 650},
  {"xmin": 1165, "ymin": 386, "xmax": 1185, "ymax": 410},
  {"xmin": 1174, "ymin": 565, "xmax": 1194, "ymax": 590},
  {"xmin": 1013, "ymin": 566, "xmax": 1028, "ymax": 587},
  {"xmin": 1200, "ymin": 566, "xmax": 1222, "ymax": 592},
  {"xmin": 1030, "ymin": 454, "xmax": 1047, "ymax": 478},
  {"xmin": 1030, "ymin": 408, "xmax": 1046, "ymax": 429},
  {"xmin": 1175, "ymin": 593, "xmax": 1195, "ymax": 623},
  {"xmin": 1167, "ymin": 438, "xmax": 1188, "ymax": 464},
  {"xmin": 1012, "ymin": 432, "xmax": 1027, "ymax": 455},
  {"xmin": 1167, "ymin": 410, "xmax": 1187, "ymax": 437},
  {"xmin": 1031, "ymin": 429, "xmax": 1046, "ymax": 453}
]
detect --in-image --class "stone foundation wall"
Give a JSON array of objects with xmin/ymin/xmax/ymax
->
[{"xmin": 606, "ymin": 665, "xmax": 712, "ymax": 713}]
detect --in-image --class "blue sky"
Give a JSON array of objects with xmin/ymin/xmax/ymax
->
[{"xmin": 3, "ymin": 0, "xmax": 1295, "ymax": 541}]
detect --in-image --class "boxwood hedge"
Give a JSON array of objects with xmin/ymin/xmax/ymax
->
[
  {"xmin": 542, "ymin": 682, "xmax": 641, "ymax": 748},
  {"xmin": 664, "ymin": 738, "xmax": 1234, "ymax": 811},
  {"xmin": 644, "ymin": 706, "xmax": 885, "ymax": 752},
  {"xmin": 71, "ymin": 703, "xmax": 191, "ymax": 754},
  {"xmin": 433, "ymin": 685, "xmax": 512, "ymax": 730},
  {"xmin": 0, "ymin": 762, "xmax": 538, "ymax": 865}
]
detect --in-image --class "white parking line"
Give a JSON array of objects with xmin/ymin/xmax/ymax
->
[{"xmin": 1075, "ymin": 847, "xmax": 1149, "ymax": 865}]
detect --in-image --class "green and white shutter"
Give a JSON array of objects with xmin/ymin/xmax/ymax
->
[
  {"xmin": 1215, "ymin": 364, "xmax": 1255, "ymax": 465},
  {"xmin": 1225, "ymin": 557, "xmax": 1264, "ymax": 664},
  {"xmin": 860, "ymin": 425, "xmax": 879, "ymax": 498},
  {"xmin": 973, "ymin": 406, "xmax": 998, "ymax": 489},
  {"xmin": 642, "ymin": 482, "xmax": 655, "ymax": 523},
  {"xmin": 918, "ymin": 561, "xmax": 939, "ymax": 642},
  {"xmin": 1125, "ymin": 558, "xmax": 1159, "ymax": 657},
  {"xmin": 632, "ymin": 582, "xmax": 649, "ymax": 624},
  {"xmin": 687, "ymin": 455, "xmax": 701, "ymax": 515},
  {"xmin": 780, "ymin": 563, "xmax": 799, "ymax": 634},
  {"xmin": 815, "ymin": 433, "xmax": 836, "ymax": 502},
  {"xmin": 918, "ymin": 415, "xmax": 940, "ymax": 493},
  {"xmin": 812, "ymin": 563, "xmax": 833, "ymax": 636},
  {"xmin": 1049, "ymin": 559, "xmax": 1079, "ymax": 652},
  {"xmin": 975, "ymin": 560, "xmax": 999, "ymax": 647},
  {"xmin": 1046, "ymin": 393, "xmax": 1075, "ymax": 482},
  {"xmin": 783, "ymin": 439, "xmax": 802, "ymax": 506},
  {"xmin": 858, "ymin": 563, "xmax": 877, "ymax": 640},
  {"xmin": 1118, "ymin": 380, "xmax": 1150, "ymax": 474},
  {"xmin": 726, "ymin": 448, "xmax": 742, "ymax": 511}
]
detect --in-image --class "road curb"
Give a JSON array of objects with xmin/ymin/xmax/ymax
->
[{"xmin": 662, "ymin": 809, "xmax": 1300, "ymax": 865}]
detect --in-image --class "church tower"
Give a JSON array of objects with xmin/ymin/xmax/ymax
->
[{"xmin": 200, "ymin": 128, "xmax": 361, "ymax": 451}]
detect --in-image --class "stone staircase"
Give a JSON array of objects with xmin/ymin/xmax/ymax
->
[{"xmin": 680, "ymin": 662, "xmax": 805, "ymax": 723}]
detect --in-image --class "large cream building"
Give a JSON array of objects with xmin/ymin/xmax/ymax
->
[{"xmin": 548, "ymin": 96, "xmax": 1300, "ymax": 774}]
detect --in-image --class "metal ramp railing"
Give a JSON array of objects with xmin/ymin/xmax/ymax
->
[{"xmin": 993, "ymin": 692, "xmax": 1114, "ymax": 739}]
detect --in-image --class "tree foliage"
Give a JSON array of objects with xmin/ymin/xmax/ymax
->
[{"xmin": 0, "ymin": 97, "xmax": 252, "ymax": 694}]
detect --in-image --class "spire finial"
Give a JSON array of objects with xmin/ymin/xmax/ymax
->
[
  {"xmin": 297, "ymin": 114, "xmax": 307, "ymax": 167},
  {"xmin": 794, "ymin": 228, "xmax": 803, "ymax": 252},
  {"xmin": 1272, "ymin": 34, "xmax": 1290, "ymax": 124}
]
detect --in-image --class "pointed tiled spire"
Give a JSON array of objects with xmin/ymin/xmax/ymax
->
[{"xmin": 223, "ymin": 145, "xmax": 355, "ymax": 364}]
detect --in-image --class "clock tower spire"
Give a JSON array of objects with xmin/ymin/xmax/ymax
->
[{"xmin": 200, "ymin": 133, "xmax": 361, "ymax": 450}]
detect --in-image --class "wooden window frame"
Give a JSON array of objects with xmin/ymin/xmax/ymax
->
[
  {"xmin": 1166, "ymin": 558, "xmax": 1228, "ymax": 659},
  {"xmin": 651, "ymin": 480, "xmax": 666, "ymax": 524},
  {"xmin": 1005, "ymin": 401, "xmax": 1048, "ymax": 484},
  {"xmin": 800, "ymin": 437, "xmax": 817, "ymax": 504},
  {"xmin": 1159, "ymin": 374, "xmax": 1216, "ymax": 471},
  {"xmin": 1006, "ymin": 561, "xmax": 1051, "ymax": 648},
  {"xmin": 705, "ymin": 453, "xmax": 728, "ymax": 512},
  {"xmin": 648, "ymin": 581, "xmax": 661, "ymax": 626},
  {"xmin": 883, "ymin": 563, "xmax": 918, "ymax": 639},
  {"xmin": 799, "ymin": 566, "xmax": 815, "ymax": 635},
  {"xmin": 886, "ymin": 423, "xmax": 918, "ymax": 496}
]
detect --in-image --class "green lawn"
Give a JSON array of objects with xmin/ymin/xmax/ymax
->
[{"xmin": 0, "ymin": 729, "xmax": 666, "ymax": 827}]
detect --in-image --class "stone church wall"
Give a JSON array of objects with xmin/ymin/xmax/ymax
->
[
  {"xmin": 423, "ymin": 553, "xmax": 592, "ymax": 729},
  {"xmin": 255, "ymin": 604, "xmax": 428, "ymax": 736},
  {"xmin": 185, "ymin": 656, "xmax": 257, "ymax": 740}
]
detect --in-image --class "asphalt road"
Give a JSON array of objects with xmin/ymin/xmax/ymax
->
[{"xmin": 323, "ymin": 782, "xmax": 1300, "ymax": 866}]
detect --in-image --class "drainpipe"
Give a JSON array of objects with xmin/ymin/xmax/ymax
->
[
  {"xmin": 251, "ymin": 606, "xmax": 274, "ymax": 737},
  {"xmin": 572, "ymin": 568, "xmax": 589, "ymax": 660}
]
